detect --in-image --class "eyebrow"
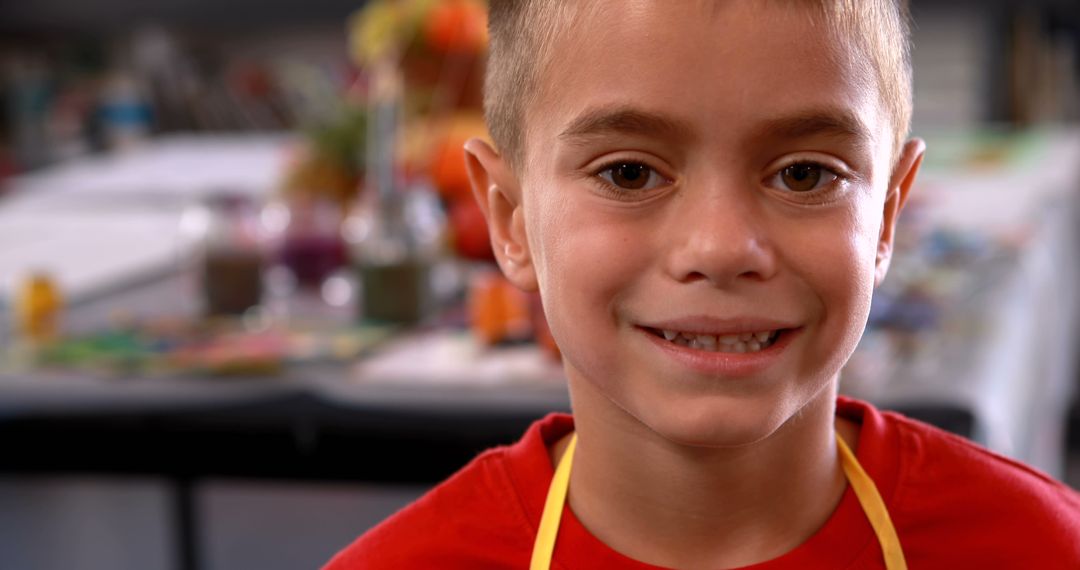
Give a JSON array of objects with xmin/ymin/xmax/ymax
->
[
  {"xmin": 754, "ymin": 109, "xmax": 874, "ymax": 146},
  {"xmin": 558, "ymin": 106, "xmax": 695, "ymax": 144}
]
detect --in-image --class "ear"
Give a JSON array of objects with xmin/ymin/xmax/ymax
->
[
  {"xmin": 875, "ymin": 138, "xmax": 926, "ymax": 286},
  {"xmin": 463, "ymin": 138, "xmax": 539, "ymax": 291}
]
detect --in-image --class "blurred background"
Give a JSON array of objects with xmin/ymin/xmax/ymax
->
[{"xmin": 0, "ymin": 0, "xmax": 1078, "ymax": 568}]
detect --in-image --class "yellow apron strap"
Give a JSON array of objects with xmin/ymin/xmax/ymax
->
[
  {"xmin": 836, "ymin": 432, "xmax": 908, "ymax": 570},
  {"xmin": 531, "ymin": 432, "xmax": 577, "ymax": 570},
  {"xmin": 531, "ymin": 431, "xmax": 906, "ymax": 570}
]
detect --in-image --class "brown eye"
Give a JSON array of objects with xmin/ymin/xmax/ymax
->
[
  {"xmin": 598, "ymin": 162, "xmax": 664, "ymax": 191},
  {"xmin": 611, "ymin": 163, "xmax": 648, "ymax": 189},
  {"xmin": 780, "ymin": 163, "xmax": 823, "ymax": 192}
]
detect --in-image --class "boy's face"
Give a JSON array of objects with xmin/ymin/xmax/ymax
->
[{"xmin": 468, "ymin": 0, "xmax": 924, "ymax": 446}]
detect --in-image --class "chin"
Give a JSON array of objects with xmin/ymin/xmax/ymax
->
[{"xmin": 634, "ymin": 396, "xmax": 794, "ymax": 449}]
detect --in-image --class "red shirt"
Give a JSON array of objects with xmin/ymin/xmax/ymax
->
[{"xmin": 325, "ymin": 397, "xmax": 1080, "ymax": 569}]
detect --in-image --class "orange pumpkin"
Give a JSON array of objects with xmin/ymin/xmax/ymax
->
[
  {"xmin": 424, "ymin": 0, "xmax": 488, "ymax": 54},
  {"xmin": 429, "ymin": 131, "xmax": 474, "ymax": 204}
]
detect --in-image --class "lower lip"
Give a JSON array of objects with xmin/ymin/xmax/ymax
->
[{"xmin": 636, "ymin": 326, "xmax": 800, "ymax": 377}]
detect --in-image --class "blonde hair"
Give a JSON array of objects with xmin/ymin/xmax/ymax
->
[{"xmin": 484, "ymin": 0, "xmax": 913, "ymax": 172}]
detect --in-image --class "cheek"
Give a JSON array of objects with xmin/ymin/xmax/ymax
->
[
  {"xmin": 533, "ymin": 205, "xmax": 638, "ymax": 310},
  {"xmin": 525, "ymin": 190, "xmax": 647, "ymax": 354},
  {"xmin": 786, "ymin": 199, "xmax": 881, "ymax": 349},
  {"xmin": 820, "ymin": 200, "xmax": 883, "ymax": 350}
]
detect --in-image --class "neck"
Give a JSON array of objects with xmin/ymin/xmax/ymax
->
[{"xmin": 556, "ymin": 380, "xmax": 857, "ymax": 570}]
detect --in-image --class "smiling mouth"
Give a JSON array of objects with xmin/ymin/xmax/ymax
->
[{"xmin": 642, "ymin": 327, "xmax": 785, "ymax": 354}]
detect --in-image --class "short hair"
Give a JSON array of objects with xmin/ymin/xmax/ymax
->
[{"xmin": 484, "ymin": 0, "xmax": 913, "ymax": 173}]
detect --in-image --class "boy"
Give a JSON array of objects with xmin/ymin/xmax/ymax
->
[{"xmin": 327, "ymin": 0, "xmax": 1080, "ymax": 568}]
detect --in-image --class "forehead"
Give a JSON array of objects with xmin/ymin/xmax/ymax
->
[{"xmin": 523, "ymin": 0, "xmax": 888, "ymax": 168}]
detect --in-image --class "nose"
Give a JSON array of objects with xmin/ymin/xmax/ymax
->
[{"xmin": 662, "ymin": 180, "xmax": 778, "ymax": 287}]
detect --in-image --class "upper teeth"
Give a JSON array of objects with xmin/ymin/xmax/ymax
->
[{"xmin": 657, "ymin": 329, "xmax": 779, "ymax": 353}]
